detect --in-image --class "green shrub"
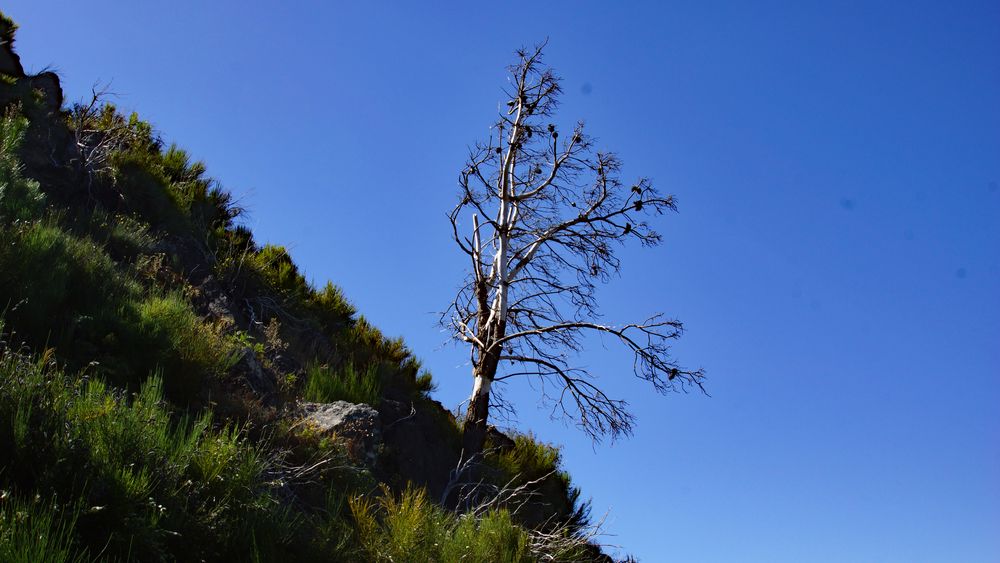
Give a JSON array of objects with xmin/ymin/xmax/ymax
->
[
  {"xmin": 309, "ymin": 282, "xmax": 356, "ymax": 333},
  {"xmin": 305, "ymin": 362, "xmax": 381, "ymax": 405},
  {"xmin": 161, "ymin": 144, "xmax": 242, "ymax": 233},
  {"xmin": 484, "ymin": 433, "xmax": 592, "ymax": 534},
  {"xmin": 0, "ymin": 222, "xmax": 137, "ymax": 356},
  {"xmin": 0, "ymin": 218, "xmax": 240, "ymax": 402},
  {"xmin": 135, "ymin": 292, "xmax": 240, "ymax": 399},
  {"xmin": 490, "ymin": 434, "xmax": 564, "ymax": 483},
  {"xmin": 442, "ymin": 510, "xmax": 532, "ymax": 563},
  {"xmin": 0, "ymin": 110, "xmax": 44, "ymax": 224},
  {"xmin": 415, "ymin": 372, "xmax": 437, "ymax": 397},
  {"xmin": 251, "ymin": 244, "xmax": 312, "ymax": 302},
  {"xmin": 0, "ymin": 349, "xmax": 296, "ymax": 561},
  {"xmin": 350, "ymin": 485, "xmax": 450, "ymax": 561},
  {"xmin": 111, "ymin": 148, "xmax": 189, "ymax": 232},
  {"xmin": 90, "ymin": 211, "xmax": 156, "ymax": 259},
  {"xmin": 90, "ymin": 112, "xmax": 239, "ymax": 241},
  {"xmin": 348, "ymin": 484, "xmax": 590, "ymax": 562}
]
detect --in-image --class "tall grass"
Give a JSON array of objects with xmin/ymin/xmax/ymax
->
[
  {"xmin": 484, "ymin": 433, "xmax": 592, "ymax": 534},
  {"xmin": 0, "ymin": 494, "xmax": 86, "ymax": 563},
  {"xmin": 0, "ymin": 215, "xmax": 239, "ymax": 402},
  {"xmin": 305, "ymin": 362, "xmax": 381, "ymax": 405},
  {"xmin": 348, "ymin": 484, "xmax": 590, "ymax": 562},
  {"xmin": 134, "ymin": 292, "xmax": 241, "ymax": 399},
  {"xmin": 0, "ymin": 348, "xmax": 295, "ymax": 561}
]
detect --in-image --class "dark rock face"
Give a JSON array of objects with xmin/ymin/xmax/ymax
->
[
  {"xmin": 231, "ymin": 348, "xmax": 277, "ymax": 396},
  {"xmin": 378, "ymin": 398, "xmax": 461, "ymax": 501},
  {"xmin": 0, "ymin": 46, "xmax": 23, "ymax": 77},
  {"xmin": 0, "ymin": 21, "xmax": 79, "ymax": 208},
  {"xmin": 299, "ymin": 401, "xmax": 382, "ymax": 466},
  {"xmin": 190, "ymin": 275, "xmax": 249, "ymax": 328},
  {"xmin": 29, "ymin": 72, "xmax": 62, "ymax": 112},
  {"xmin": 486, "ymin": 426, "xmax": 516, "ymax": 453}
]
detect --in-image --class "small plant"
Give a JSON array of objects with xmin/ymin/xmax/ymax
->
[
  {"xmin": 230, "ymin": 329, "xmax": 266, "ymax": 357},
  {"xmin": 482, "ymin": 433, "xmax": 592, "ymax": 534},
  {"xmin": 103, "ymin": 213, "xmax": 156, "ymax": 258}
]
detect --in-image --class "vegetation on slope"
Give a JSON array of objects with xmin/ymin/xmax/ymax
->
[{"xmin": 0, "ymin": 12, "xmax": 614, "ymax": 561}]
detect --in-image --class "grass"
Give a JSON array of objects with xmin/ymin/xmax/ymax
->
[
  {"xmin": 0, "ymin": 30, "xmax": 607, "ymax": 560},
  {"xmin": 484, "ymin": 433, "xmax": 592, "ymax": 534},
  {"xmin": 0, "ymin": 210, "xmax": 239, "ymax": 403},
  {"xmin": 305, "ymin": 362, "xmax": 381, "ymax": 405},
  {"xmin": 0, "ymin": 494, "xmax": 86, "ymax": 563},
  {"xmin": 134, "ymin": 291, "xmax": 241, "ymax": 399},
  {"xmin": 348, "ymin": 484, "xmax": 591, "ymax": 562},
  {"xmin": 350, "ymin": 485, "xmax": 531, "ymax": 563},
  {"xmin": 0, "ymin": 348, "xmax": 295, "ymax": 561}
]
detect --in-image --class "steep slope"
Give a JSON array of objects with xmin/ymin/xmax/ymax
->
[{"xmin": 0, "ymin": 13, "xmax": 612, "ymax": 562}]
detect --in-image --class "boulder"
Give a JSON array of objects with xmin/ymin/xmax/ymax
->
[
  {"xmin": 377, "ymin": 398, "xmax": 460, "ymax": 501},
  {"xmin": 299, "ymin": 401, "xmax": 381, "ymax": 466}
]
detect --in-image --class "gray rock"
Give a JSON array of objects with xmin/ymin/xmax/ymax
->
[{"xmin": 299, "ymin": 401, "xmax": 381, "ymax": 466}]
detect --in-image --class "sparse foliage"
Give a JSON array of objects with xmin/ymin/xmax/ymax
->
[{"xmin": 444, "ymin": 43, "xmax": 704, "ymax": 457}]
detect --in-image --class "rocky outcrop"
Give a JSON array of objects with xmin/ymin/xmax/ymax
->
[
  {"xmin": 0, "ymin": 17, "xmax": 61, "ymax": 112},
  {"xmin": 0, "ymin": 17, "xmax": 75, "ymax": 199},
  {"xmin": 299, "ymin": 401, "xmax": 382, "ymax": 466},
  {"xmin": 29, "ymin": 71, "xmax": 62, "ymax": 112},
  {"xmin": 378, "ymin": 398, "xmax": 461, "ymax": 501}
]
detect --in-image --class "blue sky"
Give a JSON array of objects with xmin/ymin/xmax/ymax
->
[{"xmin": 7, "ymin": 1, "xmax": 999, "ymax": 560}]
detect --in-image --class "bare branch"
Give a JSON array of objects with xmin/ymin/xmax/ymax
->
[{"xmin": 444, "ymin": 42, "xmax": 704, "ymax": 454}]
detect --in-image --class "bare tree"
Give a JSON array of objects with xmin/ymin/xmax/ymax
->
[{"xmin": 444, "ymin": 43, "xmax": 705, "ymax": 460}]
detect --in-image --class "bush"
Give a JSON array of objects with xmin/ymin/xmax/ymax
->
[
  {"xmin": 86, "ymin": 211, "xmax": 156, "ymax": 260},
  {"xmin": 90, "ymin": 111, "xmax": 240, "ymax": 240},
  {"xmin": 415, "ymin": 371, "xmax": 437, "ymax": 397},
  {"xmin": 251, "ymin": 244, "xmax": 312, "ymax": 302},
  {"xmin": 160, "ymin": 144, "xmax": 242, "ymax": 233},
  {"xmin": 0, "ymin": 221, "xmax": 137, "ymax": 358},
  {"xmin": 111, "ymin": 148, "xmax": 189, "ymax": 232},
  {"xmin": 309, "ymin": 282, "xmax": 356, "ymax": 333}
]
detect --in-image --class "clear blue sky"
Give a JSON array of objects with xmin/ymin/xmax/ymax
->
[{"xmin": 7, "ymin": 1, "xmax": 998, "ymax": 560}]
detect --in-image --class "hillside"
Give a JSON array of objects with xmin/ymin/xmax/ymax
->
[{"xmin": 0, "ymin": 13, "xmax": 611, "ymax": 562}]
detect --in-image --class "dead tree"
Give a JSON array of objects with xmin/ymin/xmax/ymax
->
[{"xmin": 444, "ymin": 43, "xmax": 705, "ymax": 460}]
